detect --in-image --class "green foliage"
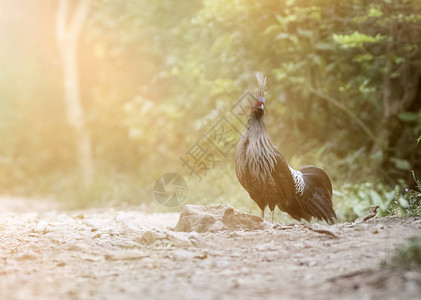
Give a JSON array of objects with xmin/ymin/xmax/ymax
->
[
  {"xmin": 390, "ymin": 171, "xmax": 421, "ymax": 217},
  {"xmin": 334, "ymin": 182, "xmax": 396, "ymax": 221},
  {"xmin": 393, "ymin": 190, "xmax": 421, "ymax": 217},
  {"xmin": 334, "ymin": 169, "xmax": 421, "ymax": 221},
  {"xmin": 390, "ymin": 236, "xmax": 421, "ymax": 270},
  {"xmin": 333, "ymin": 32, "xmax": 385, "ymax": 49}
]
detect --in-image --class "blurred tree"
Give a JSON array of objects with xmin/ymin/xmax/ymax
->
[{"xmin": 55, "ymin": 0, "xmax": 94, "ymax": 187}]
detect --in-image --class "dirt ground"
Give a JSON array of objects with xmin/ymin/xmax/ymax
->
[{"xmin": 0, "ymin": 197, "xmax": 420, "ymax": 300}]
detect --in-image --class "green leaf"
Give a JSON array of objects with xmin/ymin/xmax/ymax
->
[
  {"xmin": 264, "ymin": 24, "xmax": 282, "ymax": 35},
  {"xmin": 391, "ymin": 54, "xmax": 405, "ymax": 64},
  {"xmin": 390, "ymin": 158, "xmax": 412, "ymax": 171},
  {"xmin": 309, "ymin": 54, "xmax": 322, "ymax": 65},
  {"xmin": 297, "ymin": 27, "xmax": 313, "ymax": 38},
  {"xmin": 289, "ymin": 35, "xmax": 299, "ymax": 44},
  {"xmin": 398, "ymin": 112, "xmax": 419, "ymax": 122},
  {"xmin": 353, "ymin": 53, "xmax": 373, "ymax": 63},
  {"xmin": 385, "ymin": 190, "xmax": 395, "ymax": 202},
  {"xmin": 369, "ymin": 190, "xmax": 383, "ymax": 206},
  {"xmin": 368, "ymin": 6, "xmax": 383, "ymax": 18},
  {"xmin": 315, "ymin": 42, "xmax": 333, "ymax": 51},
  {"xmin": 371, "ymin": 150, "xmax": 384, "ymax": 163},
  {"xmin": 398, "ymin": 196, "xmax": 409, "ymax": 208},
  {"xmin": 276, "ymin": 33, "xmax": 290, "ymax": 40}
]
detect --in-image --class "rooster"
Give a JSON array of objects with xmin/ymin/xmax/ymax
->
[{"xmin": 235, "ymin": 72, "xmax": 336, "ymax": 224}]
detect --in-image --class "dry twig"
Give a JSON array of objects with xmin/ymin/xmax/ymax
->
[
  {"xmin": 327, "ymin": 269, "xmax": 372, "ymax": 282},
  {"xmin": 308, "ymin": 227, "xmax": 339, "ymax": 239},
  {"xmin": 273, "ymin": 224, "xmax": 294, "ymax": 230},
  {"xmin": 303, "ymin": 224, "xmax": 338, "ymax": 238}
]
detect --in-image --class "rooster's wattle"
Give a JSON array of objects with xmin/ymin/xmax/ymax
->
[{"xmin": 235, "ymin": 72, "xmax": 336, "ymax": 224}]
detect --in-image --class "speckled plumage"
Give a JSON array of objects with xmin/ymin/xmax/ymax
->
[{"xmin": 289, "ymin": 166, "xmax": 305, "ymax": 195}]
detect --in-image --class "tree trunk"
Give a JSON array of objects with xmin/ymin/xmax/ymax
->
[{"xmin": 56, "ymin": 0, "xmax": 93, "ymax": 187}]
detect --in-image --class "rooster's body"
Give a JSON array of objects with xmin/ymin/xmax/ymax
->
[{"xmin": 235, "ymin": 73, "xmax": 336, "ymax": 224}]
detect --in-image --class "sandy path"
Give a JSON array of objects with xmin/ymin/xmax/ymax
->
[{"xmin": 0, "ymin": 197, "xmax": 420, "ymax": 300}]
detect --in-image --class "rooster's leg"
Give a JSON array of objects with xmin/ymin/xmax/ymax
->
[
  {"xmin": 261, "ymin": 208, "xmax": 265, "ymax": 219},
  {"xmin": 270, "ymin": 210, "xmax": 274, "ymax": 224}
]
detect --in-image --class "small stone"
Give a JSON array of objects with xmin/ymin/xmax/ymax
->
[
  {"xmin": 75, "ymin": 214, "xmax": 85, "ymax": 220},
  {"xmin": 15, "ymin": 252, "xmax": 37, "ymax": 261},
  {"xmin": 374, "ymin": 223, "xmax": 385, "ymax": 229},
  {"xmin": 105, "ymin": 250, "xmax": 146, "ymax": 261},
  {"xmin": 215, "ymin": 259, "xmax": 230, "ymax": 268},
  {"xmin": 166, "ymin": 231, "xmax": 197, "ymax": 247},
  {"xmin": 171, "ymin": 250, "xmax": 197, "ymax": 261},
  {"xmin": 140, "ymin": 230, "xmax": 165, "ymax": 245},
  {"xmin": 255, "ymin": 241, "xmax": 276, "ymax": 251},
  {"xmin": 56, "ymin": 261, "xmax": 66, "ymax": 267}
]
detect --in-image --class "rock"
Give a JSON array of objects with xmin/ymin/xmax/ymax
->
[
  {"xmin": 166, "ymin": 231, "xmax": 199, "ymax": 247},
  {"xmin": 105, "ymin": 250, "xmax": 147, "ymax": 261},
  {"xmin": 214, "ymin": 259, "xmax": 230, "ymax": 268},
  {"xmin": 56, "ymin": 261, "xmax": 66, "ymax": 267},
  {"xmin": 139, "ymin": 230, "xmax": 166, "ymax": 245},
  {"xmin": 255, "ymin": 241, "xmax": 276, "ymax": 251},
  {"xmin": 168, "ymin": 249, "xmax": 207, "ymax": 261},
  {"xmin": 15, "ymin": 252, "xmax": 37, "ymax": 261},
  {"xmin": 79, "ymin": 253, "xmax": 104, "ymax": 262},
  {"xmin": 374, "ymin": 223, "xmax": 385, "ymax": 230},
  {"xmin": 170, "ymin": 250, "xmax": 197, "ymax": 261},
  {"xmin": 174, "ymin": 204, "xmax": 270, "ymax": 233},
  {"xmin": 354, "ymin": 223, "xmax": 369, "ymax": 230}
]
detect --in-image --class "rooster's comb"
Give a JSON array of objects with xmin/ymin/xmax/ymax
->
[{"xmin": 255, "ymin": 72, "xmax": 267, "ymax": 101}]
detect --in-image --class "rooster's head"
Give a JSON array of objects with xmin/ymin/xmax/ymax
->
[{"xmin": 253, "ymin": 97, "xmax": 265, "ymax": 113}]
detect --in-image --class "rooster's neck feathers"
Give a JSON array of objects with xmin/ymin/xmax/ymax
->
[
  {"xmin": 237, "ymin": 120, "xmax": 306, "ymax": 196},
  {"xmin": 236, "ymin": 122, "xmax": 277, "ymax": 183}
]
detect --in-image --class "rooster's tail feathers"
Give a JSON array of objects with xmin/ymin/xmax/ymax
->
[{"xmin": 299, "ymin": 166, "xmax": 336, "ymax": 224}]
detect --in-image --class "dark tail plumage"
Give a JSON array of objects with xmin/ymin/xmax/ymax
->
[{"xmin": 299, "ymin": 166, "xmax": 336, "ymax": 224}]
